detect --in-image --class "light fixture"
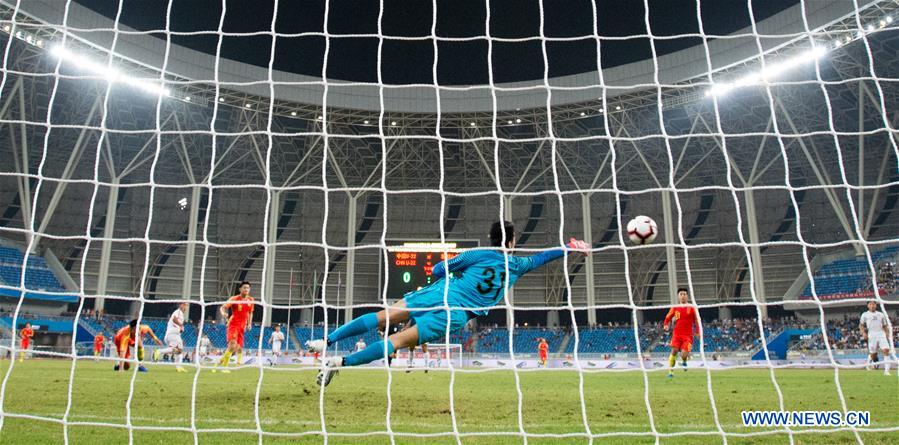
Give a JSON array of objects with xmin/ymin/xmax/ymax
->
[
  {"xmin": 706, "ymin": 45, "xmax": 828, "ymax": 97},
  {"xmin": 507, "ymin": 120, "xmax": 513, "ymax": 124},
  {"xmin": 218, "ymin": 97, "xmax": 225, "ymax": 102},
  {"xmin": 184, "ymin": 96, "xmax": 191, "ymax": 102},
  {"xmin": 579, "ymin": 112, "xmax": 586, "ymax": 116},
  {"xmin": 290, "ymin": 111, "xmax": 297, "ymax": 116},
  {"xmin": 317, "ymin": 115, "xmax": 323, "ymax": 120},
  {"xmin": 867, "ymin": 24, "xmax": 875, "ymax": 32},
  {"xmin": 50, "ymin": 44, "xmax": 170, "ymax": 97},
  {"xmin": 245, "ymin": 103, "xmax": 251, "ymax": 108},
  {"xmin": 515, "ymin": 118, "xmax": 522, "ymax": 123},
  {"xmin": 363, "ymin": 120, "xmax": 370, "ymax": 124},
  {"xmin": 887, "ymin": 16, "xmax": 893, "ymax": 24},
  {"xmin": 469, "ymin": 122, "xmax": 476, "ymax": 126},
  {"xmin": 615, "ymin": 105, "xmax": 621, "ymax": 110},
  {"xmin": 390, "ymin": 121, "xmax": 397, "ymax": 126},
  {"xmin": 2, "ymin": 25, "xmax": 9, "ymax": 32}
]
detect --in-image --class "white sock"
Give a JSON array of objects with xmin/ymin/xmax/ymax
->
[
  {"xmin": 157, "ymin": 347, "xmax": 173, "ymax": 355},
  {"xmin": 175, "ymin": 353, "xmax": 183, "ymax": 365},
  {"xmin": 885, "ymin": 361, "xmax": 890, "ymax": 373}
]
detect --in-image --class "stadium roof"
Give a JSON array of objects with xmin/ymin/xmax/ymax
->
[{"xmin": 7, "ymin": 0, "xmax": 880, "ymax": 113}]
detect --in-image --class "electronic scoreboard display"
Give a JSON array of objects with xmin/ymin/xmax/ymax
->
[{"xmin": 383, "ymin": 240, "xmax": 479, "ymax": 298}]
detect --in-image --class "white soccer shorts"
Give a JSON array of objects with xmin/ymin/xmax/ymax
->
[
  {"xmin": 868, "ymin": 336, "xmax": 890, "ymax": 353},
  {"xmin": 165, "ymin": 333, "xmax": 184, "ymax": 350},
  {"xmin": 272, "ymin": 342, "xmax": 282, "ymax": 354}
]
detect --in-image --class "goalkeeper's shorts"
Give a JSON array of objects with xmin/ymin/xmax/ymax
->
[{"xmin": 404, "ymin": 289, "xmax": 475, "ymax": 345}]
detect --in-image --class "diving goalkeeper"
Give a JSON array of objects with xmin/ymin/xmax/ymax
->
[{"xmin": 306, "ymin": 220, "xmax": 588, "ymax": 386}]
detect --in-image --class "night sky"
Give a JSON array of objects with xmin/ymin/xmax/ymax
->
[{"xmin": 76, "ymin": 0, "xmax": 795, "ymax": 85}]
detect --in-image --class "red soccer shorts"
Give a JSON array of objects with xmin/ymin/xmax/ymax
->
[
  {"xmin": 670, "ymin": 334, "xmax": 693, "ymax": 353},
  {"xmin": 20, "ymin": 340, "xmax": 29, "ymax": 350},
  {"xmin": 117, "ymin": 345, "xmax": 131, "ymax": 359},
  {"xmin": 227, "ymin": 324, "xmax": 245, "ymax": 347}
]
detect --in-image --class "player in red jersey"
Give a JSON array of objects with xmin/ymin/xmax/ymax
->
[
  {"xmin": 216, "ymin": 281, "xmax": 255, "ymax": 372},
  {"xmin": 663, "ymin": 288, "xmax": 700, "ymax": 378},
  {"xmin": 19, "ymin": 323, "xmax": 34, "ymax": 362},
  {"xmin": 93, "ymin": 332, "xmax": 106, "ymax": 361},
  {"xmin": 537, "ymin": 337, "xmax": 549, "ymax": 367},
  {"xmin": 113, "ymin": 320, "xmax": 162, "ymax": 372}
]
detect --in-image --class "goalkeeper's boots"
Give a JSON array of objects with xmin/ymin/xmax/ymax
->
[
  {"xmin": 153, "ymin": 349, "xmax": 161, "ymax": 362},
  {"xmin": 138, "ymin": 365, "xmax": 148, "ymax": 373},
  {"xmin": 317, "ymin": 356, "xmax": 343, "ymax": 387},
  {"xmin": 305, "ymin": 339, "xmax": 327, "ymax": 354}
]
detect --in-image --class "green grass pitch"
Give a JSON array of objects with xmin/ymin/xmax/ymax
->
[{"xmin": 0, "ymin": 359, "xmax": 896, "ymax": 444}]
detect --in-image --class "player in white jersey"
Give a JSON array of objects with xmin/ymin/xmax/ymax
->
[
  {"xmin": 860, "ymin": 300, "xmax": 893, "ymax": 375},
  {"xmin": 355, "ymin": 338, "xmax": 367, "ymax": 353},
  {"xmin": 197, "ymin": 334, "xmax": 211, "ymax": 363},
  {"xmin": 268, "ymin": 324, "xmax": 286, "ymax": 365},
  {"xmin": 153, "ymin": 302, "xmax": 189, "ymax": 372}
]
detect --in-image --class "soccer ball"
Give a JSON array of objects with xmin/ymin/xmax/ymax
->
[{"xmin": 627, "ymin": 216, "xmax": 658, "ymax": 245}]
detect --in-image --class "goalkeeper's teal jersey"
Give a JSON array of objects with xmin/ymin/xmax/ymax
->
[{"xmin": 416, "ymin": 249, "xmax": 566, "ymax": 317}]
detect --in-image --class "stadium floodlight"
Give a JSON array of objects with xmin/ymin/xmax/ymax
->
[
  {"xmin": 887, "ymin": 16, "xmax": 893, "ymax": 24},
  {"xmin": 51, "ymin": 44, "xmax": 170, "ymax": 97},
  {"xmin": 290, "ymin": 111, "xmax": 297, "ymax": 116},
  {"xmin": 705, "ymin": 45, "xmax": 827, "ymax": 97},
  {"xmin": 515, "ymin": 118, "xmax": 522, "ymax": 123}
]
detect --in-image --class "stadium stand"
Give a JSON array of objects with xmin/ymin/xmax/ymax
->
[
  {"xmin": 800, "ymin": 246, "xmax": 899, "ymax": 300},
  {"xmin": 0, "ymin": 246, "xmax": 67, "ymax": 292}
]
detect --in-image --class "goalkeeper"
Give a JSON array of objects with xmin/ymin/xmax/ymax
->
[{"xmin": 306, "ymin": 220, "xmax": 589, "ymax": 386}]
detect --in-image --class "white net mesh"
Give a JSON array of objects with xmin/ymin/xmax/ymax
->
[{"xmin": 0, "ymin": 0, "xmax": 897, "ymax": 443}]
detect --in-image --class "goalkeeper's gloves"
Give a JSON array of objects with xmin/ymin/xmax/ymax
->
[{"xmin": 566, "ymin": 237, "xmax": 590, "ymax": 256}]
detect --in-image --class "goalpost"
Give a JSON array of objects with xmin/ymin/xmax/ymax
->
[{"xmin": 0, "ymin": 0, "xmax": 897, "ymax": 443}]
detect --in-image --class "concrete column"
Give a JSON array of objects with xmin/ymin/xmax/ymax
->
[
  {"xmin": 95, "ymin": 180, "xmax": 119, "ymax": 312},
  {"xmin": 180, "ymin": 186, "xmax": 201, "ymax": 319},
  {"xmin": 744, "ymin": 190, "xmax": 768, "ymax": 318},
  {"xmin": 634, "ymin": 309, "xmax": 645, "ymax": 326},
  {"xmin": 661, "ymin": 191, "xmax": 679, "ymax": 304},
  {"xmin": 718, "ymin": 305, "xmax": 733, "ymax": 322},
  {"xmin": 262, "ymin": 191, "xmax": 281, "ymax": 327},
  {"xmin": 344, "ymin": 196, "xmax": 357, "ymax": 322},
  {"xmin": 546, "ymin": 310, "xmax": 560, "ymax": 328},
  {"xmin": 581, "ymin": 194, "xmax": 597, "ymax": 326}
]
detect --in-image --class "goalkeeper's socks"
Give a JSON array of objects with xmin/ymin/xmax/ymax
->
[
  {"xmin": 327, "ymin": 313, "xmax": 379, "ymax": 345},
  {"xmin": 344, "ymin": 340, "xmax": 396, "ymax": 367},
  {"xmin": 668, "ymin": 353, "xmax": 676, "ymax": 370}
]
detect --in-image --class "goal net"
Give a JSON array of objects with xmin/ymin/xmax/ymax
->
[{"xmin": 0, "ymin": 0, "xmax": 897, "ymax": 443}]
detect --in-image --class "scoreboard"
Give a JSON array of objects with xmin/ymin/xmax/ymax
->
[{"xmin": 383, "ymin": 241, "xmax": 479, "ymax": 298}]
